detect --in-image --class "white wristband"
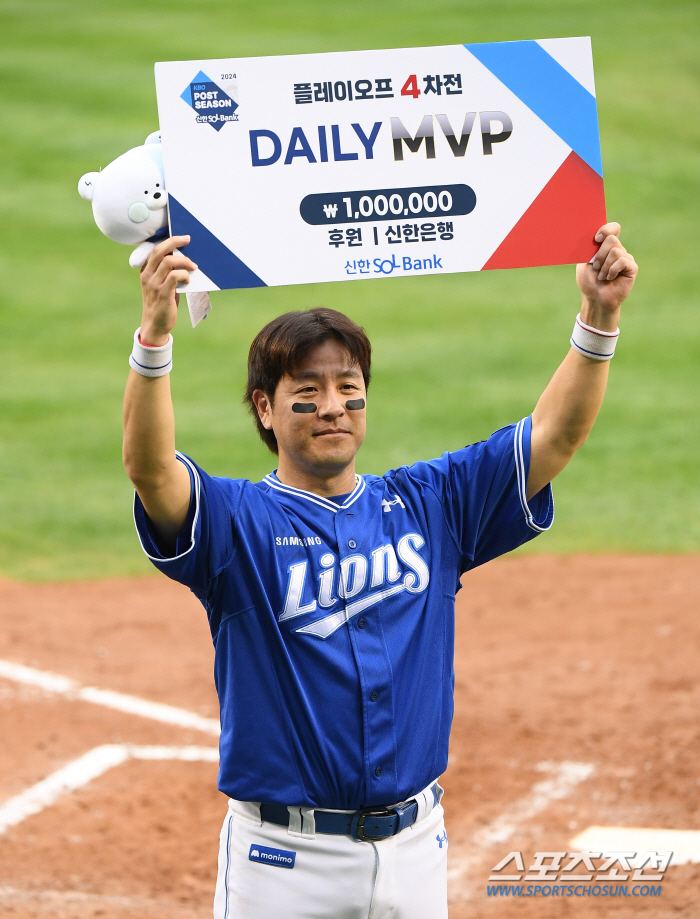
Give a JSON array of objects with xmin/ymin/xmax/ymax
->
[
  {"xmin": 570, "ymin": 313, "xmax": 619, "ymax": 361},
  {"xmin": 129, "ymin": 327, "xmax": 173, "ymax": 377}
]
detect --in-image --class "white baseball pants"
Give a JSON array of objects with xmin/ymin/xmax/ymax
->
[{"xmin": 213, "ymin": 788, "xmax": 448, "ymax": 919}]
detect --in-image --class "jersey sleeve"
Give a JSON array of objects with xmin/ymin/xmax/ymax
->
[
  {"xmin": 397, "ymin": 416, "xmax": 553, "ymax": 571},
  {"xmin": 132, "ymin": 452, "xmax": 239, "ymax": 601}
]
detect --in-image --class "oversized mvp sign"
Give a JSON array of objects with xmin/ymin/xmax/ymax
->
[{"xmin": 154, "ymin": 38, "xmax": 606, "ymax": 292}]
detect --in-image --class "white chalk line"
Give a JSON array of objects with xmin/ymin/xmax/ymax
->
[
  {"xmin": 472, "ymin": 760, "xmax": 595, "ymax": 849},
  {"xmin": 0, "ymin": 886, "xmax": 138, "ymax": 904},
  {"xmin": 447, "ymin": 760, "xmax": 594, "ymax": 883},
  {"xmin": 571, "ymin": 826, "xmax": 700, "ymax": 866},
  {"xmin": 0, "ymin": 744, "xmax": 219, "ymax": 835},
  {"xmin": 0, "ymin": 885, "xmax": 209, "ymax": 914},
  {"xmin": 0, "ymin": 658, "xmax": 220, "ymax": 735}
]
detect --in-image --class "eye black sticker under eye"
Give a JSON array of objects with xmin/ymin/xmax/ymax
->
[
  {"xmin": 345, "ymin": 399, "xmax": 365, "ymax": 411},
  {"xmin": 292, "ymin": 403, "xmax": 317, "ymax": 414}
]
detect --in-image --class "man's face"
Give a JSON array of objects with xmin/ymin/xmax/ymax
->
[{"xmin": 254, "ymin": 339, "xmax": 366, "ymax": 478}]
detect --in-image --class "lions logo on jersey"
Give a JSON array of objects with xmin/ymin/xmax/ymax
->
[{"xmin": 278, "ymin": 533, "xmax": 430, "ymax": 639}]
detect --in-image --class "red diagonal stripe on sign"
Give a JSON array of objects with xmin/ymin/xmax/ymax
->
[{"xmin": 483, "ymin": 151, "xmax": 606, "ymax": 270}]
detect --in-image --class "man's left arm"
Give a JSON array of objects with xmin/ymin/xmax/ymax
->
[{"xmin": 527, "ymin": 222, "xmax": 639, "ymax": 500}]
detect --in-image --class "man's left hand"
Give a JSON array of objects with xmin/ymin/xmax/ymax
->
[{"xmin": 576, "ymin": 222, "xmax": 638, "ymax": 322}]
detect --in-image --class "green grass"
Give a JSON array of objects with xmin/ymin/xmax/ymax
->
[{"xmin": 0, "ymin": 0, "xmax": 698, "ymax": 579}]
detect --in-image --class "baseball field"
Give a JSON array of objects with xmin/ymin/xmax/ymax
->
[{"xmin": 0, "ymin": 0, "xmax": 698, "ymax": 915}]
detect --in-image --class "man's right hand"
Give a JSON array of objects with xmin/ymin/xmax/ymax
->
[{"xmin": 139, "ymin": 235, "xmax": 197, "ymax": 345}]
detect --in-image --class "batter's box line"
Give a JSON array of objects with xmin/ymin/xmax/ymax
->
[
  {"xmin": 0, "ymin": 886, "xmax": 209, "ymax": 917},
  {"xmin": 0, "ymin": 744, "xmax": 219, "ymax": 835},
  {"xmin": 0, "ymin": 658, "xmax": 220, "ymax": 735},
  {"xmin": 447, "ymin": 760, "xmax": 595, "ymax": 887}
]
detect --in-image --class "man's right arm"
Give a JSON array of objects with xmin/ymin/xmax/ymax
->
[{"xmin": 122, "ymin": 236, "xmax": 197, "ymax": 553}]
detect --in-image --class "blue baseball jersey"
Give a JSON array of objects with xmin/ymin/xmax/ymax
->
[{"xmin": 134, "ymin": 416, "xmax": 553, "ymax": 809}]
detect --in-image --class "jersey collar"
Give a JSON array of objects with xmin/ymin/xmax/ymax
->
[{"xmin": 263, "ymin": 472, "xmax": 366, "ymax": 513}]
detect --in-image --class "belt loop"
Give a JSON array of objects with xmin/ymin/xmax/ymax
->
[
  {"xmin": 228, "ymin": 798, "xmax": 262, "ymax": 826},
  {"xmin": 287, "ymin": 805, "xmax": 303, "ymax": 836},
  {"xmin": 414, "ymin": 788, "xmax": 432, "ymax": 823},
  {"xmin": 300, "ymin": 806, "xmax": 316, "ymax": 838}
]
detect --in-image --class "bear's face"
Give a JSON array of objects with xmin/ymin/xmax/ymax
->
[{"xmin": 79, "ymin": 143, "xmax": 168, "ymax": 246}]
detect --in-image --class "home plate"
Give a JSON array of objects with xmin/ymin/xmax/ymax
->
[{"xmin": 571, "ymin": 827, "xmax": 700, "ymax": 866}]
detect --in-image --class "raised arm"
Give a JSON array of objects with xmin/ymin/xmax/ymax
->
[
  {"xmin": 122, "ymin": 236, "xmax": 196, "ymax": 550},
  {"xmin": 527, "ymin": 222, "xmax": 638, "ymax": 500}
]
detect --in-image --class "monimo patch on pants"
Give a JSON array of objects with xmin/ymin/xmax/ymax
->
[{"xmin": 249, "ymin": 844, "xmax": 296, "ymax": 869}]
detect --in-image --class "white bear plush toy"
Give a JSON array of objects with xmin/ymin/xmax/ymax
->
[
  {"xmin": 78, "ymin": 131, "xmax": 210, "ymax": 324},
  {"xmin": 78, "ymin": 131, "xmax": 168, "ymax": 269}
]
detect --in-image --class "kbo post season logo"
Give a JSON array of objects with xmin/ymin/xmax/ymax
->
[{"xmin": 180, "ymin": 70, "xmax": 239, "ymax": 131}]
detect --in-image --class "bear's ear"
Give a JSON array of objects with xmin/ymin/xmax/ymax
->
[
  {"xmin": 78, "ymin": 172, "xmax": 99, "ymax": 201},
  {"xmin": 144, "ymin": 130, "xmax": 161, "ymax": 145}
]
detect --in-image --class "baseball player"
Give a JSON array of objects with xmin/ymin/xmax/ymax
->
[{"xmin": 122, "ymin": 222, "xmax": 637, "ymax": 918}]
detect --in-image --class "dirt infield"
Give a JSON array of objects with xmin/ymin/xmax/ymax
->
[{"xmin": 1, "ymin": 556, "xmax": 699, "ymax": 917}]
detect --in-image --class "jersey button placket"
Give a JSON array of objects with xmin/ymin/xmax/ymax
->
[
  {"xmin": 335, "ymin": 501, "xmax": 398, "ymax": 801},
  {"xmin": 335, "ymin": 508, "xmax": 374, "ymax": 795}
]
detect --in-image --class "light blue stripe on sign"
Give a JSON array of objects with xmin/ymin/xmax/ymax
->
[
  {"xmin": 464, "ymin": 40, "xmax": 603, "ymax": 176},
  {"xmin": 180, "ymin": 69, "xmax": 211, "ymax": 108}
]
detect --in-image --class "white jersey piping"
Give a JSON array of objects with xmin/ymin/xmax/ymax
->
[
  {"xmin": 263, "ymin": 473, "xmax": 366, "ymax": 513},
  {"xmin": 514, "ymin": 417, "xmax": 554, "ymax": 534},
  {"xmin": 133, "ymin": 451, "xmax": 201, "ymax": 563}
]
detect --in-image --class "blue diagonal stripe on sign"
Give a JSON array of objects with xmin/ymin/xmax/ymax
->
[
  {"xmin": 168, "ymin": 195, "xmax": 267, "ymax": 290},
  {"xmin": 464, "ymin": 40, "xmax": 603, "ymax": 176}
]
